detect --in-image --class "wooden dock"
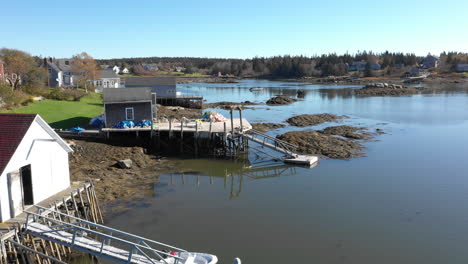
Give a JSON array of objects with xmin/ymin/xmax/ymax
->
[{"xmin": 101, "ymin": 118, "xmax": 252, "ymax": 134}]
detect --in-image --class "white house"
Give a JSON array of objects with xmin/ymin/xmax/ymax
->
[
  {"xmin": 47, "ymin": 59, "xmax": 75, "ymax": 87},
  {"xmin": 112, "ymin": 66, "xmax": 120, "ymax": 74},
  {"xmin": 94, "ymin": 70, "xmax": 121, "ymax": 92},
  {"xmin": 122, "ymin": 68, "xmax": 130, "ymax": 74},
  {"xmin": 0, "ymin": 114, "xmax": 73, "ymax": 222}
]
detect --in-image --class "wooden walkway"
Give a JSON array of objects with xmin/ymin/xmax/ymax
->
[{"xmin": 101, "ymin": 118, "xmax": 252, "ymax": 134}]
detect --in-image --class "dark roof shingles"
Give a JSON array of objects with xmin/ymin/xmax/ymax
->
[{"xmin": 0, "ymin": 114, "xmax": 36, "ymax": 175}]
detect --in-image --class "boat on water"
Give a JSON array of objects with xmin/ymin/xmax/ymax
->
[
  {"xmin": 167, "ymin": 252, "xmax": 218, "ymax": 264},
  {"xmin": 249, "ymin": 87, "xmax": 264, "ymax": 92},
  {"xmin": 165, "ymin": 252, "xmax": 240, "ymax": 264},
  {"xmin": 283, "ymin": 154, "xmax": 319, "ymax": 166}
]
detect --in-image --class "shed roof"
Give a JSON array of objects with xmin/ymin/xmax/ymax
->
[
  {"xmin": 0, "ymin": 114, "xmax": 73, "ymax": 175},
  {"xmin": 125, "ymin": 77, "xmax": 176, "ymax": 86},
  {"xmin": 99, "ymin": 70, "xmax": 119, "ymax": 79},
  {"xmin": 0, "ymin": 114, "xmax": 36, "ymax": 175},
  {"xmin": 103, "ymin": 88, "xmax": 152, "ymax": 103}
]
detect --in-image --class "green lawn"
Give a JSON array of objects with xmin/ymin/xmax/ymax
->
[{"xmin": 5, "ymin": 92, "xmax": 104, "ymax": 129}]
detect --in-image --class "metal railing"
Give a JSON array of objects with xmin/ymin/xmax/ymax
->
[
  {"xmin": 241, "ymin": 129, "xmax": 299, "ymax": 157},
  {"xmin": 24, "ymin": 205, "xmax": 187, "ymax": 264}
]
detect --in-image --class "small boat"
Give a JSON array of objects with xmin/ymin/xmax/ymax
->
[
  {"xmin": 249, "ymin": 87, "xmax": 264, "ymax": 92},
  {"xmin": 283, "ymin": 154, "xmax": 319, "ymax": 166},
  {"xmin": 166, "ymin": 252, "xmax": 240, "ymax": 264}
]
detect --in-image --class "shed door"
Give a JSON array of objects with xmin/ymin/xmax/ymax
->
[{"xmin": 7, "ymin": 170, "xmax": 23, "ymax": 218}]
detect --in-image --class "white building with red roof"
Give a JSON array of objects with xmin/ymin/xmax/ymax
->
[{"xmin": 0, "ymin": 114, "xmax": 73, "ymax": 222}]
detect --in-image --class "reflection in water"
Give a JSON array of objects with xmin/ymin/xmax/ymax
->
[{"xmin": 157, "ymin": 161, "xmax": 300, "ymax": 199}]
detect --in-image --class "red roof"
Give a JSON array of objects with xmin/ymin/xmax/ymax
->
[{"xmin": 0, "ymin": 114, "xmax": 37, "ymax": 175}]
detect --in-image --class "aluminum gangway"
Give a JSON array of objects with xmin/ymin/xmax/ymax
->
[
  {"xmin": 239, "ymin": 129, "xmax": 298, "ymax": 157},
  {"xmin": 238, "ymin": 129, "xmax": 319, "ymax": 166},
  {"xmin": 23, "ymin": 205, "xmax": 215, "ymax": 264}
]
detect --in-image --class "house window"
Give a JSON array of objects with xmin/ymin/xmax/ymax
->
[{"xmin": 125, "ymin": 107, "xmax": 134, "ymax": 120}]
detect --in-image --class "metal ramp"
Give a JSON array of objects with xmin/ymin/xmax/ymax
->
[
  {"xmin": 239, "ymin": 129, "xmax": 298, "ymax": 157},
  {"xmin": 239, "ymin": 129, "xmax": 319, "ymax": 166},
  {"xmin": 23, "ymin": 205, "xmax": 215, "ymax": 264}
]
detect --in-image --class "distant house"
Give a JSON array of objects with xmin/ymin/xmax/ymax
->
[
  {"xmin": 94, "ymin": 70, "xmax": 121, "ymax": 92},
  {"xmin": 47, "ymin": 59, "xmax": 75, "ymax": 87},
  {"xmin": 122, "ymin": 68, "xmax": 130, "ymax": 74},
  {"xmin": 421, "ymin": 55, "xmax": 438, "ymax": 69},
  {"xmin": 174, "ymin": 66, "xmax": 185, "ymax": 72},
  {"xmin": 370, "ymin": 62, "xmax": 381, "ymax": 71},
  {"xmin": 112, "ymin": 66, "xmax": 120, "ymax": 74},
  {"xmin": 347, "ymin": 61, "xmax": 367, "ymax": 71},
  {"xmin": 409, "ymin": 67, "xmax": 421, "ymax": 77},
  {"xmin": 142, "ymin": 64, "xmax": 159, "ymax": 71},
  {"xmin": 103, "ymin": 88, "xmax": 156, "ymax": 128},
  {"xmin": 456, "ymin": 64, "xmax": 468, "ymax": 72},
  {"xmin": 124, "ymin": 77, "xmax": 177, "ymax": 98},
  {"xmin": 0, "ymin": 114, "xmax": 73, "ymax": 222}
]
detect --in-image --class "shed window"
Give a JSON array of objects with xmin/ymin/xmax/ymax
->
[{"xmin": 125, "ymin": 107, "xmax": 134, "ymax": 120}]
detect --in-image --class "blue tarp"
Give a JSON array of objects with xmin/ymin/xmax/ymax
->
[
  {"xmin": 69, "ymin": 126, "xmax": 84, "ymax": 133},
  {"xmin": 113, "ymin": 121, "xmax": 135, "ymax": 129},
  {"xmin": 89, "ymin": 114, "xmax": 104, "ymax": 127},
  {"xmin": 136, "ymin": 120, "xmax": 152, "ymax": 127}
]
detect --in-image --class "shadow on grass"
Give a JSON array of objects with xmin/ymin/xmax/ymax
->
[{"xmin": 50, "ymin": 117, "xmax": 91, "ymax": 129}]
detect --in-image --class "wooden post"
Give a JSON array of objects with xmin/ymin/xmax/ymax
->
[
  {"xmin": 78, "ymin": 189, "xmax": 90, "ymax": 222},
  {"xmin": 230, "ymin": 108, "xmax": 234, "ymax": 136},
  {"xmin": 180, "ymin": 119, "xmax": 184, "ymax": 140},
  {"xmin": 238, "ymin": 107, "xmax": 243, "ymax": 132},
  {"xmin": 169, "ymin": 119, "xmax": 173, "ymax": 138},
  {"xmin": 90, "ymin": 183, "xmax": 104, "ymax": 223}
]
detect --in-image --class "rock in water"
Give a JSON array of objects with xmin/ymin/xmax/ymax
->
[
  {"xmin": 118, "ymin": 159, "xmax": 133, "ymax": 169},
  {"xmin": 266, "ymin": 96, "xmax": 298, "ymax": 105}
]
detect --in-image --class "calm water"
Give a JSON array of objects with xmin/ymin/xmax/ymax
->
[{"xmin": 106, "ymin": 80, "xmax": 468, "ymax": 264}]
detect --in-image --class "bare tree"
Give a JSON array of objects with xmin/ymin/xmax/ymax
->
[{"xmin": 71, "ymin": 52, "xmax": 99, "ymax": 92}]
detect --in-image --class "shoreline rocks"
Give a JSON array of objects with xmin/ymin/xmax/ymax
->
[
  {"xmin": 266, "ymin": 96, "xmax": 298, "ymax": 105},
  {"xmin": 286, "ymin": 114, "xmax": 343, "ymax": 127},
  {"xmin": 251, "ymin": 123, "xmax": 286, "ymax": 132}
]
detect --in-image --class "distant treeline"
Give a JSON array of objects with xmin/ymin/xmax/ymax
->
[{"xmin": 98, "ymin": 51, "xmax": 467, "ymax": 78}]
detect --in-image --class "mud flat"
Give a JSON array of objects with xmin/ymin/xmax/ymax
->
[
  {"xmin": 286, "ymin": 113, "xmax": 343, "ymax": 127},
  {"xmin": 266, "ymin": 96, "xmax": 298, "ymax": 105},
  {"xmin": 68, "ymin": 140, "xmax": 185, "ymax": 215},
  {"xmin": 277, "ymin": 130, "xmax": 363, "ymax": 159},
  {"xmin": 276, "ymin": 125, "xmax": 381, "ymax": 159},
  {"xmin": 318, "ymin": 125, "xmax": 372, "ymax": 140},
  {"xmin": 355, "ymin": 86, "xmax": 426, "ymax": 96},
  {"xmin": 157, "ymin": 105, "xmax": 202, "ymax": 119},
  {"xmin": 251, "ymin": 122, "xmax": 286, "ymax": 132}
]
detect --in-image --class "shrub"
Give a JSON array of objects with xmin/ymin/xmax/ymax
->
[
  {"xmin": 22, "ymin": 84, "xmax": 49, "ymax": 97},
  {"xmin": 0, "ymin": 84, "xmax": 32, "ymax": 107},
  {"xmin": 47, "ymin": 88, "xmax": 86, "ymax": 101}
]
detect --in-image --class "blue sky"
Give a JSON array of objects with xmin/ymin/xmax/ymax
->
[{"xmin": 2, "ymin": 0, "xmax": 467, "ymax": 59}]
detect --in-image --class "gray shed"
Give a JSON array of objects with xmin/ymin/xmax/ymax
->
[
  {"xmin": 124, "ymin": 77, "xmax": 177, "ymax": 98},
  {"xmin": 103, "ymin": 88, "xmax": 156, "ymax": 128}
]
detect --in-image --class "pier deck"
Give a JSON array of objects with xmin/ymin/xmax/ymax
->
[{"xmin": 101, "ymin": 118, "xmax": 252, "ymax": 133}]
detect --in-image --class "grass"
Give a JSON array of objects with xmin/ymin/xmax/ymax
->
[{"xmin": 5, "ymin": 92, "xmax": 104, "ymax": 129}]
